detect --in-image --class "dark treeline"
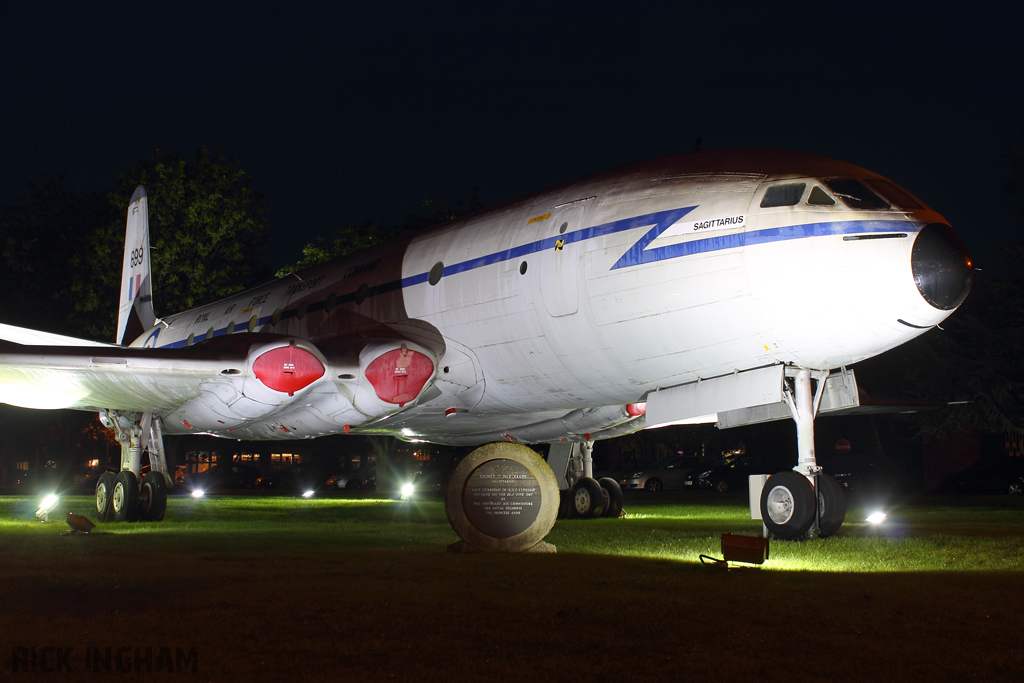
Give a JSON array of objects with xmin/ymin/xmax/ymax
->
[
  {"xmin": 854, "ymin": 117, "xmax": 1024, "ymax": 438},
  {"xmin": 0, "ymin": 147, "xmax": 272, "ymax": 341}
]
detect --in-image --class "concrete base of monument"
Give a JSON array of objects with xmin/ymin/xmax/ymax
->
[
  {"xmin": 447, "ymin": 540, "xmax": 557, "ymax": 553},
  {"xmin": 445, "ymin": 442, "xmax": 560, "ymax": 553}
]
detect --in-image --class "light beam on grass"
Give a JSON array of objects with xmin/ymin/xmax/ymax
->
[{"xmin": 4, "ymin": 495, "xmax": 1024, "ymax": 573}]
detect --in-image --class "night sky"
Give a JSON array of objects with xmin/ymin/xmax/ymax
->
[{"xmin": 3, "ymin": 4, "xmax": 1021, "ymax": 272}]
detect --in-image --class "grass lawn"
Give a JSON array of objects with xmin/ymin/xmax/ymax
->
[{"xmin": 2, "ymin": 490, "xmax": 1023, "ymax": 681}]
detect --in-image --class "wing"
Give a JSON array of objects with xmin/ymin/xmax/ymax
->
[
  {"xmin": 0, "ymin": 332, "xmax": 444, "ymax": 441},
  {"xmin": 0, "ymin": 343, "xmax": 249, "ymax": 410},
  {"xmin": 0, "ymin": 322, "xmax": 119, "ymax": 348}
]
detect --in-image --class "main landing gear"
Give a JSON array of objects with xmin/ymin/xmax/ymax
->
[
  {"xmin": 95, "ymin": 411, "xmax": 172, "ymax": 523},
  {"xmin": 549, "ymin": 440, "xmax": 624, "ymax": 519},
  {"xmin": 759, "ymin": 368, "xmax": 846, "ymax": 540}
]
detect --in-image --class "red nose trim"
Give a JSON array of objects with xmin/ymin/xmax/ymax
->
[{"xmin": 253, "ymin": 344, "xmax": 325, "ymax": 396}]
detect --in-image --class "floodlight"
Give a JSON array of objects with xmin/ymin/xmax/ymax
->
[
  {"xmin": 191, "ymin": 489, "xmax": 205, "ymax": 498},
  {"xmin": 36, "ymin": 494, "xmax": 60, "ymax": 521},
  {"xmin": 866, "ymin": 511, "xmax": 887, "ymax": 525},
  {"xmin": 66, "ymin": 512, "xmax": 95, "ymax": 533},
  {"xmin": 400, "ymin": 483, "xmax": 415, "ymax": 499},
  {"xmin": 302, "ymin": 490, "xmax": 314, "ymax": 498}
]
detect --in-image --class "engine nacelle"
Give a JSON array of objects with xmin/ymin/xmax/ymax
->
[
  {"xmin": 352, "ymin": 340, "xmax": 437, "ymax": 417},
  {"xmin": 166, "ymin": 338, "xmax": 327, "ymax": 432}
]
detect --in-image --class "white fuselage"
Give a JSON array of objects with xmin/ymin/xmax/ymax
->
[{"xmin": 130, "ymin": 149, "xmax": 965, "ymax": 445}]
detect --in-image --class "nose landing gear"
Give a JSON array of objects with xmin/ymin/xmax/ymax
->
[{"xmin": 759, "ymin": 368, "xmax": 846, "ymax": 540}]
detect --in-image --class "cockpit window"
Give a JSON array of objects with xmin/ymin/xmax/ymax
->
[
  {"xmin": 822, "ymin": 179, "xmax": 890, "ymax": 210},
  {"xmin": 760, "ymin": 183, "xmax": 806, "ymax": 207},
  {"xmin": 865, "ymin": 179, "xmax": 923, "ymax": 209},
  {"xmin": 807, "ymin": 186, "xmax": 836, "ymax": 206}
]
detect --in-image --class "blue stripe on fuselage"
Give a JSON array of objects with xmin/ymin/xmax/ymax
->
[
  {"xmin": 615, "ymin": 217, "xmax": 918, "ymax": 269},
  {"xmin": 409, "ymin": 207, "xmax": 917, "ymax": 276},
  {"xmin": 158, "ymin": 208, "xmax": 918, "ymax": 348}
]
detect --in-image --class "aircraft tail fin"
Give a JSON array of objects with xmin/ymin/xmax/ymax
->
[{"xmin": 116, "ymin": 186, "xmax": 156, "ymax": 346}]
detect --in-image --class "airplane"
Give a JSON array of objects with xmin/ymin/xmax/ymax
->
[{"xmin": 0, "ymin": 148, "xmax": 973, "ymax": 543}]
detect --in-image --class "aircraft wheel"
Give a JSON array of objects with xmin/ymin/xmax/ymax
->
[
  {"xmin": 598, "ymin": 477, "xmax": 624, "ymax": 518},
  {"xmin": 95, "ymin": 472, "xmax": 116, "ymax": 523},
  {"xmin": 816, "ymin": 474, "xmax": 846, "ymax": 537},
  {"xmin": 645, "ymin": 478, "xmax": 663, "ymax": 493},
  {"xmin": 111, "ymin": 471, "xmax": 140, "ymax": 523},
  {"xmin": 714, "ymin": 479, "xmax": 729, "ymax": 494},
  {"xmin": 139, "ymin": 471, "xmax": 168, "ymax": 522},
  {"xmin": 760, "ymin": 471, "xmax": 814, "ymax": 540},
  {"xmin": 345, "ymin": 479, "xmax": 361, "ymax": 490},
  {"xmin": 571, "ymin": 477, "xmax": 606, "ymax": 519},
  {"xmin": 1009, "ymin": 482, "xmax": 1022, "ymax": 495}
]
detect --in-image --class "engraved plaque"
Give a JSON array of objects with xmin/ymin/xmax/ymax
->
[
  {"xmin": 446, "ymin": 442, "xmax": 559, "ymax": 552},
  {"xmin": 462, "ymin": 458, "xmax": 540, "ymax": 538}
]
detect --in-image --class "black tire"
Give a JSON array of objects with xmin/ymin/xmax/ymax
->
[
  {"xmin": 714, "ymin": 479, "xmax": 729, "ymax": 494},
  {"xmin": 571, "ymin": 477, "xmax": 606, "ymax": 519},
  {"xmin": 644, "ymin": 478, "xmax": 663, "ymax": 493},
  {"xmin": 816, "ymin": 473, "xmax": 846, "ymax": 537},
  {"xmin": 759, "ymin": 471, "xmax": 815, "ymax": 540},
  {"xmin": 345, "ymin": 479, "xmax": 360, "ymax": 490},
  {"xmin": 112, "ymin": 471, "xmax": 140, "ymax": 523},
  {"xmin": 598, "ymin": 477, "xmax": 624, "ymax": 518},
  {"xmin": 139, "ymin": 471, "xmax": 168, "ymax": 522},
  {"xmin": 95, "ymin": 472, "xmax": 116, "ymax": 523},
  {"xmin": 1009, "ymin": 481, "xmax": 1023, "ymax": 495}
]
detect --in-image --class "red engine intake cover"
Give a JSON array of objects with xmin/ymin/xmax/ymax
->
[
  {"xmin": 626, "ymin": 402, "xmax": 647, "ymax": 417},
  {"xmin": 364, "ymin": 345, "xmax": 434, "ymax": 407},
  {"xmin": 253, "ymin": 344, "xmax": 325, "ymax": 396}
]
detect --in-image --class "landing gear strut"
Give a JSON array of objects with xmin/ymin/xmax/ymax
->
[
  {"xmin": 547, "ymin": 440, "xmax": 623, "ymax": 519},
  {"xmin": 759, "ymin": 368, "xmax": 846, "ymax": 539},
  {"xmin": 95, "ymin": 411, "xmax": 173, "ymax": 523}
]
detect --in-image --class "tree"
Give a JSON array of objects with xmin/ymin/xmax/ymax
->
[
  {"xmin": 2, "ymin": 148, "xmax": 273, "ymax": 341},
  {"xmin": 864, "ymin": 278, "xmax": 1024, "ymax": 437},
  {"xmin": 102, "ymin": 147, "xmax": 273, "ymax": 321},
  {"xmin": 0, "ymin": 175, "xmax": 116, "ymax": 336},
  {"xmin": 276, "ymin": 190, "xmax": 483, "ymax": 275}
]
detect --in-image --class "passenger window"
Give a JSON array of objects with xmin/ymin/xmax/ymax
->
[
  {"xmin": 865, "ymin": 179, "xmax": 923, "ymax": 209},
  {"xmin": 807, "ymin": 186, "xmax": 836, "ymax": 206},
  {"xmin": 760, "ymin": 183, "xmax": 806, "ymax": 207},
  {"xmin": 822, "ymin": 179, "xmax": 890, "ymax": 210}
]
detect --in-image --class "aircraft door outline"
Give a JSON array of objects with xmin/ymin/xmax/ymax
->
[{"xmin": 539, "ymin": 204, "xmax": 586, "ymax": 317}]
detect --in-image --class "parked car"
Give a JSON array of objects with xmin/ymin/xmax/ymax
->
[
  {"xmin": 940, "ymin": 458, "xmax": 1024, "ymax": 495},
  {"xmin": 327, "ymin": 465, "xmax": 376, "ymax": 490},
  {"xmin": 683, "ymin": 456, "xmax": 762, "ymax": 493},
  {"xmin": 256, "ymin": 463, "xmax": 333, "ymax": 493},
  {"xmin": 593, "ymin": 460, "xmax": 652, "ymax": 481},
  {"xmin": 188, "ymin": 464, "xmax": 261, "ymax": 491},
  {"xmin": 620, "ymin": 455, "xmax": 722, "ymax": 492}
]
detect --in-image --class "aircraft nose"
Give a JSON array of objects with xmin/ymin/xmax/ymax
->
[{"xmin": 911, "ymin": 223, "xmax": 973, "ymax": 310}]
